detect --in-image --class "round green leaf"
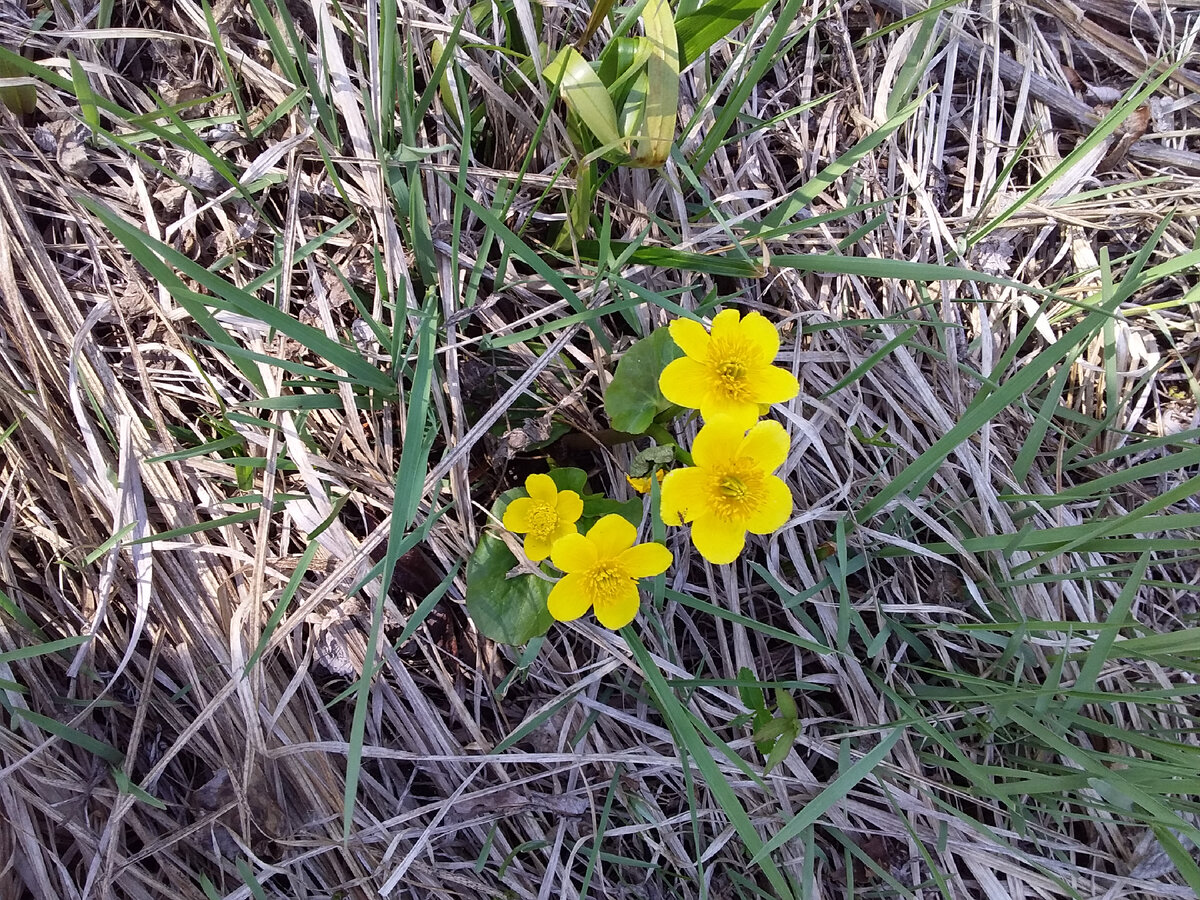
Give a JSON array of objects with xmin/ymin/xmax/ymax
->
[
  {"xmin": 465, "ymin": 531, "xmax": 555, "ymax": 646},
  {"xmin": 581, "ymin": 496, "xmax": 643, "ymax": 527},
  {"xmin": 547, "ymin": 467, "xmax": 588, "ymax": 495},
  {"xmin": 604, "ymin": 328, "xmax": 684, "ymax": 434}
]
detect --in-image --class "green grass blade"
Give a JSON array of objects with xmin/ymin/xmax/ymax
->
[{"xmin": 624, "ymin": 629, "xmax": 797, "ymax": 899}]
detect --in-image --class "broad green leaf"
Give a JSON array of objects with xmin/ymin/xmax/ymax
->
[
  {"xmin": 580, "ymin": 496, "xmax": 643, "ymax": 525},
  {"xmin": 547, "ymin": 467, "xmax": 588, "ymax": 495},
  {"xmin": 675, "ymin": 0, "xmax": 772, "ymax": 68},
  {"xmin": 604, "ymin": 328, "xmax": 683, "ymax": 434},
  {"xmin": 0, "ymin": 55, "xmax": 36, "ymax": 114},
  {"xmin": 545, "ymin": 47, "xmax": 624, "ymax": 151},
  {"xmin": 632, "ymin": 0, "xmax": 679, "ymax": 166},
  {"xmin": 465, "ymin": 532, "xmax": 554, "ymax": 646}
]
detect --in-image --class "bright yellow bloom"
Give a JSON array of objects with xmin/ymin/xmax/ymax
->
[
  {"xmin": 658, "ymin": 309, "xmax": 799, "ymax": 429},
  {"xmin": 660, "ymin": 416, "xmax": 793, "ymax": 564},
  {"xmin": 502, "ymin": 473, "xmax": 583, "ymax": 562},
  {"xmin": 548, "ymin": 515, "xmax": 673, "ymax": 629},
  {"xmin": 626, "ymin": 470, "xmax": 665, "ymax": 494}
]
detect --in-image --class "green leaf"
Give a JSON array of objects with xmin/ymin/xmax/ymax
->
[
  {"xmin": 545, "ymin": 46, "xmax": 624, "ymax": 152},
  {"xmin": 112, "ymin": 768, "xmax": 167, "ymax": 810},
  {"xmin": 633, "ymin": 0, "xmax": 680, "ymax": 166},
  {"xmin": 604, "ymin": 328, "xmax": 683, "ymax": 434},
  {"xmin": 752, "ymin": 717, "xmax": 791, "ymax": 744},
  {"xmin": 465, "ymin": 532, "xmax": 555, "ymax": 646},
  {"xmin": 675, "ymin": 0, "xmax": 772, "ymax": 69},
  {"xmin": 573, "ymin": 239, "xmax": 762, "ymax": 276},
  {"xmin": 774, "ymin": 687, "xmax": 798, "ymax": 722},
  {"xmin": 547, "ymin": 467, "xmax": 588, "ymax": 496},
  {"xmin": 629, "ymin": 443, "xmax": 676, "ymax": 477},
  {"xmin": 68, "ymin": 51, "xmax": 100, "ymax": 132},
  {"xmin": 737, "ymin": 666, "xmax": 765, "ymax": 712},
  {"xmin": 0, "ymin": 54, "xmax": 37, "ymax": 115},
  {"xmin": 750, "ymin": 728, "xmax": 904, "ymax": 863},
  {"xmin": 581, "ymin": 496, "xmax": 643, "ymax": 525},
  {"xmin": 763, "ymin": 720, "xmax": 798, "ymax": 774}
]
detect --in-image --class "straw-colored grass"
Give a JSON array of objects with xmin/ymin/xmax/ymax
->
[{"xmin": 1, "ymin": 0, "xmax": 1199, "ymax": 898}]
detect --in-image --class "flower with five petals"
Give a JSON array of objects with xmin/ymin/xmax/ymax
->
[
  {"xmin": 548, "ymin": 515, "xmax": 673, "ymax": 629},
  {"xmin": 660, "ymin": 416, "xmax": 793, "ymax": 564},
  {"xmin": 502, "ymin": 473, "xmax": 583, "ymax": 562},
  {"xmin": 658, "ymin": 309, "xmax": 799, "ymax": 429}
]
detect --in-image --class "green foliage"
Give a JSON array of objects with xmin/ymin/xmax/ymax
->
[
  {"xmin": 675, "ymin": 0, "xmax": 773, "ymax": 68},
  {"xmin": 738, "ymin": 668, "xmax": 801, "ymax": 774},
  {"xmin": 604, "ymin": 328, "xmax": 683, "ymax": 434},
  {"xmin": 466, "ymin": 525, "xmax": 556, "ymax": 646}
]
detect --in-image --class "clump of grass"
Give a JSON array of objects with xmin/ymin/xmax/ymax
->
[{"xmin": 0, "ymin": 0, "xmax": 1198, "ymax": 898}]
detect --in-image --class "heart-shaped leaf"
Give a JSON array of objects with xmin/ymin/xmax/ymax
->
[
  {"xmin": 604, "ymin": 328, "xmax": 684, "ymax": 434},
  {"xmin": 465, "ymin": 531, "xmax": 555, "ymax": 646}
]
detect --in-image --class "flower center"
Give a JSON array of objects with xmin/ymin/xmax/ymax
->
[
  {"xmin": 709, "ymin": 461, "xmax": 763, "ymax": 521},
  {"xmin": 710, "ymin": 341, "xmax": 752, "ymax": 401},
  {"xmin": 719, "ymin": 476, "xmax": 749, "ymax": 500},
  {"xmin": 587, "ymin": 563, "xmax": 626, "ymax": 603},
  {"xmin": 527, "ymin": 504, "xmax": 559, "ymax": 539}
]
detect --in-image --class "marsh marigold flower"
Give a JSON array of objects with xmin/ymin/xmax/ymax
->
[
  {"xmin": 659, "ymin": 309, "xmax": 799, "ymax": 429},
  {"xmin": 660, "ymin": 416, "xmax": 793, "ymax": 565},
  {"xmin": 548, "ymin": 515, "xmax": 673, "ymax": 629},
  {"xmin": 626, "ymin": 469, "xmax": 665, "ymax": 494},
  {"xmin": 502, "ymin": 473, "xmax": 583, "ymax": 562}
]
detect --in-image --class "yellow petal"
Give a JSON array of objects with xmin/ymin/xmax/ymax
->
[
  {"xmin": 668, "ymin": 317, "xmax": 711, "ymax": 360},
  {"xmin": 737, "ymin": 311, "xmax": 781, "ymax": 365},
  {"xmin": 627, "ymin": 474, "xmax": 654, "ymax": 494},
  {"xmin": 748, "ymin": 364, "xmax": 799, "ymax": 406},
  {"xmin": 739, "ymin": 419, "xmax": 790, "ymax": 472},
  {"xmin": 525, "ymin": 472, "xmax": 558, "ymax": 504},
  {"xmin": 523, "ymin": 533, "xmax": 554, "ymax": 562},
  {"xmin": 587, "ymin": 514, "xmax": 637, "ymax": 559},
  {"xmin": 556, "ymin": 490, "xmax": 584, "ymax": 524},
  {"xmin": 700, "ymin": 395, "xmax": 760, "ymax": 431},
  {"xmin": 658, "ymin": 356, "xmax": 711, "ymax": 410},
  {"xmin": 550, "ymin": 519, "xmax": 580, "ymax": 545},
  {"xmin": 502, "ymin": 497, "xmax": 537, "ymax": 532},
  {"xmin": 709, "ymin": 308, "xmax": 742, "ymax": 344},
  {"xmin": 661, "ymin": 467, "xmax": 707, "ymax": 524},
  {"xmin": 551, "ymin": 532, "xmax": 597, "ymax": 572},
  {"xmin": 691, "ymin": 416, "xmax": 749, "ymax": 467},
  {"xmin": 617, "ymin": 542, "xmax": 673, "ymax": 578},
  {"xmin": 592, "ymin": 579, "xmax": 641, "ymax": 629},
  {"xmin": 547, "ymin": 573, "xmax": 593, "ymax": 622},
  {"xmin": 745, "ymin": 476, "xmax": 793, "ymax": 534},
  {"xmin": 690, "ymin": 514, "xmax": 746, "ymax": 565}
]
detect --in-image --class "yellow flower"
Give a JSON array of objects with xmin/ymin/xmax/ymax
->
[
  {"xmin": 547, "ymin": 515, "xmax": 673, "ymax": 629},
  {"xmin": 660, "ymin": 416, "xmax": 793, "ymax": 564},
  {"xmin": 502, "ymin": 473, "xmax": 584, "ymax": 562},
  {"xmin": 658, "ymin": 309, "xmax": 799, "ymax": 429},
  {"xmin": 626, "ymin": 470, "xmax": 665, "ymax": 494}
]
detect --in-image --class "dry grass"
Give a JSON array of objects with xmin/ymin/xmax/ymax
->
[{"xmin": 1, "ymin": 0, "xmax": 1199, "ymax": 898}]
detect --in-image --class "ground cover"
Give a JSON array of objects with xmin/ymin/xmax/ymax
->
[{"xmin": 1, "ymin": 0, "xmax": 1199, "ymax": 897}]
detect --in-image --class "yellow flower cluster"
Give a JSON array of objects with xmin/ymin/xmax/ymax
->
[
  {"xmin": 658, "ymin": 310, "xmax": 798, "ymax": 564},
  {"xmin": 503, "ymin": 474, "xmax": 672, "ymax": 629},
  {"xmin": 500, "ymin": 309, "xmax": 795, "ymax": 631}
]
